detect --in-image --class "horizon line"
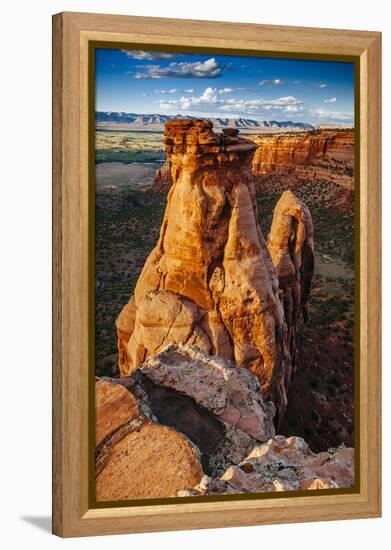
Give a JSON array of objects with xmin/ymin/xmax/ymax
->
[{"xmin": 95, "ymin": 110, "xmax": 354, "ymax": 127}]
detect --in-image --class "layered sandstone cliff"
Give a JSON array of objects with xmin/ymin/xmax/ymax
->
[
  {"xmin": 150, "ymin": 129, "xmax": 354, "ymax": 193},
  {"xmin": 251, "ymin": 130, "xmax": 354, "ymax": 189},
  {"xmin": 116, "ymin": 120, "xmax": 313, "ymax": 421}
]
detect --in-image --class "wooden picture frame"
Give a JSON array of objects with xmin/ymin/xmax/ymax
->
[{"xmin": 52, "ymin": 11, "xmax": 381, "ymax": 537}]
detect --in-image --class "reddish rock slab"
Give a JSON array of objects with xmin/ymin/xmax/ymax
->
[
  {"xmin": 141, "ymin": 343, "xmax": 275, "ymax": 441},
  {"xmin": 96, "ymin": 422, "xmax": 203, "ymax": 501},
  {"xmin": 95, "ymin": 378, "xmax": 140, "ymax": 444},
  {"xmin": 95, "ymin": 378, "xmax": 204, "ymax": 502}
]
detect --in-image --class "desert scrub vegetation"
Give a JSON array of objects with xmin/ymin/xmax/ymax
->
[
  {"xmin": 95, "ymin": 148, "xmax": 165, "ymax": 163},
  {"xmin": 95, "ymin": 130, "xmax": 165, "ymax": 164},
  {"xmin": 95, "ymin": 186, "xmax": 167, "ymax": 375}
]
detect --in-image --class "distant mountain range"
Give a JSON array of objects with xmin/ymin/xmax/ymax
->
[{"xmin": 95, "ymin": 112, "xmax": 315, "ymax": 133}]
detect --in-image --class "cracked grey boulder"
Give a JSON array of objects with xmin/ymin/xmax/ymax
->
[
  {"xmin": 102, "ymin": 343, "xmax": 276, "ymax": 477},
  {"xmin": 220, "ymin": 435, "xmax": 354, "ymax": 493}
]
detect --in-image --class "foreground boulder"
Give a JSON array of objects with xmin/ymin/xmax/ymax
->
[
  {"xmin": 221, "ymin": 435, "xmax": 354, "ymax": 493},
  {"xmin": 96, "ymin": 423, "xmax": 203, "ymax": 501},
  {"xmin": 104, "ymin": 344, "xmax": 276, "ymax": 477},
  {"xmin": 178, "ymin": 435, "xmax": 354, "ymax": 496},
  {"xmin": 95, "ymin": 378, "xmax": 203, "ymax": 501},
  {"xmin": 140, "ymin": 343, "xmax": 275, "ymax": 441},
  {"xmin": 95, "ymin": 378, "xmax": 140, "ymax": 444},
  {"xmin": 116, "ymin": 119, "xmax": 307, "ymax": 421}
]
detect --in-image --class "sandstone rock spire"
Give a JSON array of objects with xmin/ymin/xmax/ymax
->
[
  {"xmin": 151, "ymin": 159, "xmax": 172, "ymax": 192},
  {"xmin": 267, "ymin": 190, "xmax": 314, "ymax": 390},
  {"xmin": 116, "ymin": 119, "xmax": 312, "ymax": 420}
]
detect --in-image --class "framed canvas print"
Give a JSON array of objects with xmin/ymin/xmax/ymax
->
[{"xmin": 52, "ymin": 12, "xmax": 381, "ymax": 537}]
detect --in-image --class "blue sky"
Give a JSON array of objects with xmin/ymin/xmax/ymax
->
[{"xmin": 95, "ymin": 48, "xmax": 355, "ymax": 125}]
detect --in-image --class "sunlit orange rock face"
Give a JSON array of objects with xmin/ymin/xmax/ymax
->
[
  {"xmin": 268, "ymin": 190, "xmax": 314, "ymax": 390},
  {"xmin": 252, "ymin": 130, "xmax": 354, "ymax": 190},
  {"xmin": 117, "ymin": 119, "xmax": 313, "ymax": 420}
]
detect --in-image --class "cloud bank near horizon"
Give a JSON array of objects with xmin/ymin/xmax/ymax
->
[{"xmin": 95, "ymin": 49, "xmax": 355, "ymax": 125}]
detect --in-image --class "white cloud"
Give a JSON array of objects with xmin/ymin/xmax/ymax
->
[
  {"xmin": 285, "ymin": 105, "xmax": 303, "ymax": 112},
  {"xmin": 200, "ymin": 87, "xmax": 218, "ymax": 102},
  {"xmin": 148, "ymin": 82, "xmax": 352, "ymax": 124},
  {"xmin": 266, "ymin": 96, "xmax": 301, "ymax": 106},
  {"xmin": 122, "ymin": 50, "xmax": 174, "ymax": 61},
  {"xmin": 134, "ymin": 57, "xmax": 226, "ymax": 79},
  {"xmin": 158, "ymin": 88, "xmax": 304, "ymax": 116},
  {"xmin": 222, "ymin": 96, "xmax": 303, "ymax": 111},
  {"xmin": 259, "ymin": 79, "xmax": 283, "ymax": 86},
  {"xmin": 154, "ymin": 87, "xmax": 353, "ymax": 124},
  {"xmin": 311, "ymin": 108, "xmax": 353, "ymax": 121},
  {"xmin": 159, "ymin": 87, "xmax": 220, "ymax": 110},
  {"xmin": 324, "ymin": 97, "xmax": 337, "ymax": 103},
  {"xmin": 154, "ymin": 88, "xmax": 180, "ymax": 94}
]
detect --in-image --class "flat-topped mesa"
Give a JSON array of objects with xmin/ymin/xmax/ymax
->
[
  {"xmin": 117, "ymin": 118, "xmax": 298, "ymax": 419},
  {"xmin": 163, "ymin": 119, "xmax": 257, "ymax": 173},
  {"xmin": 151, "ymin": 122, "xmax": 256, "ymax": 192}
]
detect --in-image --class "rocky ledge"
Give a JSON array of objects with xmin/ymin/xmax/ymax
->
[{"xmin": 95, "ymin": 344, "xmax": 354, "ymax": 501}]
